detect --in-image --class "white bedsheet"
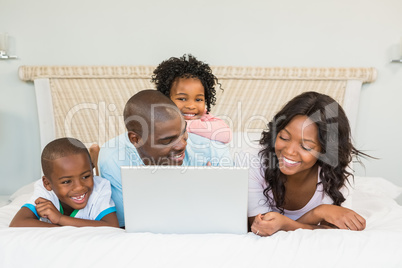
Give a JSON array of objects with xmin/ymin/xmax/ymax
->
[{"xmin": 1, "ymin": 176, "xmax": 402, "ymax": 268}]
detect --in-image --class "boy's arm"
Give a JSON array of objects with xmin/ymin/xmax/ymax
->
[
  {"xmin": 9, "ymin": 207, "xmax": 57, "ymax": 227},
  {"xmin": 35, "ymin": 196, "xmax": 119, "ymax": 228},
  {"xmin": 10, "ymin": 198, "xmax": 119, "ymax": 228},
  {"xmin": 55, "ymin": 212, "xmax": 119, "ymax": 227}
]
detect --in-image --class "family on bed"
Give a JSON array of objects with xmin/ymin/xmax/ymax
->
[{"xmin": 9, "ymin": 54, "xmax": 368, "ymax": 236}]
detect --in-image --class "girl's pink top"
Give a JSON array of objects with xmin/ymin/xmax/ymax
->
[{"xmin": 186, "ymin": 112, "xmax": 232, "ymax": 144}]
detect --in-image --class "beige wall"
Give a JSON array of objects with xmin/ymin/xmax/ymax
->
[{"xmin": 1, "ymin": 0, "xmax": 402, "ymax": 200}]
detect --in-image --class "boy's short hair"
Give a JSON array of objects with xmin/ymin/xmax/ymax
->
[{"xmin": 41, "ymin": 137, "xmax": 92, "ymax": 178}]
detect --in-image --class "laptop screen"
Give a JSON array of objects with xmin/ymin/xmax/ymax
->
[{"xmin": 121, "ymin": 166, "xmax": 249, "ymax": 234}]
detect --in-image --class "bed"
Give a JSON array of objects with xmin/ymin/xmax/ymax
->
[{"xmin": 1, "ymin": 65, "xmax": 402, "ymax": 267}]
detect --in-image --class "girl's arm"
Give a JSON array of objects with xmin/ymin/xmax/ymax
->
[{"xmin": 186, "ymin": 113, "xmax": 232, "ymax": 143}]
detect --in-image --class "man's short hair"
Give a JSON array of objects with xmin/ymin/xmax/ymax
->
[{"xmin": 123, "ymin": 89, "xmax": 182, "ymax": 136}]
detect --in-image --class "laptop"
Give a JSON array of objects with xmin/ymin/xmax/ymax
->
[{"xmin": 121, "ymin": 166, "xmax": 248, "ymax": 234}]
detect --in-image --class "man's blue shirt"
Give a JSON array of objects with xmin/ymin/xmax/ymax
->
[{"xmin": 98, "ymin": 132, "xmax": 233, "ymax": 227}]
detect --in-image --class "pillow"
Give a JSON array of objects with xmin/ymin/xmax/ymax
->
[
  {"xmin": 0, "ymin": 195, "xmax": 10, "ymax": 207},
  {"xmin": 9, "ymin": 181, "xmax": 36, "ymax": 202},
  {"xmin": 353, "ymin": 176, "xmax": 402, "ymax": 200}
]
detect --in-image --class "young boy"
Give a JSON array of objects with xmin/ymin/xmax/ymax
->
[{"xmin": 9, "ymin": 137, "xmax": 119, "ymax": 227}]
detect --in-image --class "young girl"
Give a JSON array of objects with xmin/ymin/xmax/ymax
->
[
  {"xmin": 151, "ymin": 54, "xmax": 232, "ymax": 144},
  {"xmin": 245, "ymin": 91, "xmax": 368, "ymax": 236}
]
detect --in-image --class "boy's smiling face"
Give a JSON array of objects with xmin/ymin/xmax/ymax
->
[{"xmin": 42, "ymin": 153, "xmax": 94, "ymax": 214}]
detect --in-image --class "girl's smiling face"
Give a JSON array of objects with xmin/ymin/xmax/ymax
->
[
  {"xmin": 275, "ymin": 115, "xmax": 322, "ymax": 177},
  {"xmin": 169, "ymin": 77, "xmax": 205, "ymax": 120}
]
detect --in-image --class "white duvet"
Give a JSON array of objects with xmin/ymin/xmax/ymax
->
[{"xmin": 1, "ymin": 176, "xmax": 402, "ymax": 268}]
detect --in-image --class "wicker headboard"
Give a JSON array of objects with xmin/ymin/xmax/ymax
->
[{"xmin": 18, "ymin": 66, "xmax": 376, "ymax": 151}]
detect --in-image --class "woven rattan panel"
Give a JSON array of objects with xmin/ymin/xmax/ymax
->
[
  {"xmin": 212, "ymin": 79, "xmax": 346, "ymax": 133},
  {"xmin": 19, "ymin": 66, "xmax": 376, "ymax": 147},
  {"xmin": 50, "ymin": 78, "xmax": 152, "ymax": 146}
]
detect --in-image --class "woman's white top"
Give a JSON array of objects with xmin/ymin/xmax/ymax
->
[{"xmin": 235, "ymin": 148, "xmax": 351, "ymax": 220}]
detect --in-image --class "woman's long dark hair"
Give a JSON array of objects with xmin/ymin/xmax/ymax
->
[{"xmin": 259, "ymin": 91, "xmax": 368, "ymax": 213}]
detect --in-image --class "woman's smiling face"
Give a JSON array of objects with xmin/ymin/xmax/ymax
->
[{"xmin": 275, "ymin": 115, "xmax": 322, "ymax": 177}]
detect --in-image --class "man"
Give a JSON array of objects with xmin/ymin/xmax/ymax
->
[{"xmin": 99, "ymin": 90, "xmax": 232, "ymax": 227}]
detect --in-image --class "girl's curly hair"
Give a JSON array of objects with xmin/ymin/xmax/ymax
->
[
  {"xmin": 259, "ymin": 91, "xmax": 371, "ymax": 213},
  {"xmin": 151, "ymin": 54, "xmax": 221, "ymax": 113}
]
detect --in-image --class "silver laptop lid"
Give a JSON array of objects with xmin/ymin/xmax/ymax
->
[{"xmin": 121, "ymin": 166, "xmax": 248, "ymax": 234}]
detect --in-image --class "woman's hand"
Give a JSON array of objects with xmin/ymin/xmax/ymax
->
[
  {"xmin": 320, "ymin": 205, "xmax": 366, "ymax": 230},
  {"xmin": 250, "ymin": 212, "xmax": 291, "ymax": 236},
  {"xmin": 303, "ymin": 204, "xmax": 366, "ymax": 231}
]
